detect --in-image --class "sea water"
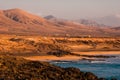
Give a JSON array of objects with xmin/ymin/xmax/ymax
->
[{"xmin": 51, "ymin": 55, "xmax": 120, "ymax": 80}]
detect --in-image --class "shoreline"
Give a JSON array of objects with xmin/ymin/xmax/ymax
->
[
  {"xmin": 24, "ymin": 51, "xmax": 120, "ymax": 61},
  {"xmin": 24, "ymin": 55, "xmax": 83, "ymax": 61},
  {"xmin": 73, "ymin": 51, "xmax": 120, "ymax": 55}
]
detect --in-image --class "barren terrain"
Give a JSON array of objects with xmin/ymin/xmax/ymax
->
[
  {"xmin": 0, "ymin": 34, "xmax": 119, "ymax": 61},
  {"xmin": 0, "ymin": 8, "xmax": 120, "ymax": 37}
]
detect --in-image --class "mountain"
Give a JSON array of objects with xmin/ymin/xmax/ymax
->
[
  {"xmin": 45, "ymin": 15, "xmax": 120, "ymax": 37},
  {"xmin": 0, "ymin": 8, "xmax": 120, "ymax": 37},
  {"xmin": 112, "ymin": 26, "xmax": 120, "ymax": 30},
  {"xmin": 95, "ymin": 14, "xmax": 120, "ymax": 27},
  {"xmin": 0, "ymin": 9, "xmax": 27, "ymax": 34},
  {"xmin": 44, "ymin": 15, "xmax": 56, "ymax": 20},
  {"xmin": 45, "ymin": 15, "xmax": 108, "ymax": 27},
  {"xmin": 3, "ymin": 8, "xmax": 46, "ymax": 25},
  {"xmin": 74, "ymin": 19, "xmax": 107, "ymax": 27},
  {"xmin": 44, "ymin": 15, "xmax": 83, "ymax": 27},
  {"xmin": 0, "ymin": 8, "xmax": 63, "ymax": 35}
]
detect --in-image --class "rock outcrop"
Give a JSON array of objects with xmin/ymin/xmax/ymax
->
[{"xmin": 0, "ymin": 55, "xmax": 105, "ymax": 80}]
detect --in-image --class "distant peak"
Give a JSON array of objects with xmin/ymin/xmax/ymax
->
[{"xmin": 44, "ymin": 15, "xmax": 56, "ymax": 19}]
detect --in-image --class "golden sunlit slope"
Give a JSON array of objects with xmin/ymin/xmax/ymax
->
[
  {"xmin": 0, "ymin": 35, "xmax": 71, "ymax": 56},
  {"xmin": 0, "ymin": 9, "xmax": 29, "ymax": 34},
  {"xmin": 45, "ymin": 15, "xmax": 120, "ymax": 37},
  {"xmin": 3, "ymin": 8, "xmax": 46, "ymax": 25},
  {"xmin": 0, "ymin": 8, "xmax": 120, "ymax": 37},
  {"xmin": 0, "ymin": 8, "xmax": 63, "ymax": 35}
]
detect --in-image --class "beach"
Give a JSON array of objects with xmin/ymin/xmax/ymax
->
[{"xmin": 24, "ymin": 51, "xmax": 120, "ymax": 61}]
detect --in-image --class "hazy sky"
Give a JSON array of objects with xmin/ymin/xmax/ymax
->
[{"xmin": 0, "ymin": 0, "xmax": 120, "ymax": 19}]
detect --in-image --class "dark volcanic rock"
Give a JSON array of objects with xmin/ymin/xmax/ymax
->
[
  {"xmin": 0, "ymin": 55, "xmax": 111, "ymax": 80},
  {"xmin": 47, "ymin": 50, "xmax": 71, "ymax": 57}
]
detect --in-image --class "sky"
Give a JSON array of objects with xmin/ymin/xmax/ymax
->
[{"xmin": 0, "ymin": 0, "xmax": 120, "ymax": 19}]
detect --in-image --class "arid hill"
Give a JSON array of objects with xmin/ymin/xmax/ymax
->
[
  {"xmin": 74, "ymin": 19, "xmax": 108, "ymax": 27},
  {"xmin": 95, "ymin": 14, "xmax": 120, "ymax": 27},
  {"xmin": 0, "ymin": 8, "xmax": 120, "ymax": 37},
  {"xmin": 3, "ymin": 8, "xmax": 46, "ymax": 25},
  {"xmin": 45, "ymin": 15, "xmax": 120, "ymax": 37},
  {"xmin": 0, "ymin": 8, "xmax": 63, "ymax": 35}
]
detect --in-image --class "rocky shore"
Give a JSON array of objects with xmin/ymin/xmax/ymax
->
[{"xmin": 0, "ymin": 55, "xmax": 113, "ymax": 80}]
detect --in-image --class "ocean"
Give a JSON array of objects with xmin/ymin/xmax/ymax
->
[{"xmin": 51, "ymin": 54, "xmax": 120, "ymax": 80}]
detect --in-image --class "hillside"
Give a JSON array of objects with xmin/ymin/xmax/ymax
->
[
  {"xmin": 0, "ymin": 10, "xmax": 27, "ymax": 34},
  {"xmin": 0, "ymin": 8, "xmax": 120, "ymax": 37},
  {"xmin": 74, "ymin": 19, "xmax": 107, "ymax": 27},
  {"xmin": 45, "ymin": 15, "xmax": 120, "ymax": 37},
  {"xmin": 95, "ymin": 14, "xmax": 120, "ymax": 27},
  {"xmin": 0, "ymin": 8, "xmax": 63, "ymax": 35},
  {"xmin": 3, "ymin": 8, "xmax": 46, "ymax": 25}
]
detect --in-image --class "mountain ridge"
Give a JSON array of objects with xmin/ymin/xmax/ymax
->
[
  {"xmin": 0, "ymin": 8, "xmax": 120, "ymax": 37},
  {"xmin": 95, "ymin": 14, "xmax": 120, "ymax": 27}
]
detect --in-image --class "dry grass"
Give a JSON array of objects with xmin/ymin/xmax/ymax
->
[
  {"xmin": 0, "ymin": 35, "xmax": 71, "ymax": 56},
  {"xmin": 54, "ymin": 37, "xmax": 120, "ymax": 52},
  {"xmin": 0, "ymin": 35, "xmax": 120, "ymax": 57}
]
